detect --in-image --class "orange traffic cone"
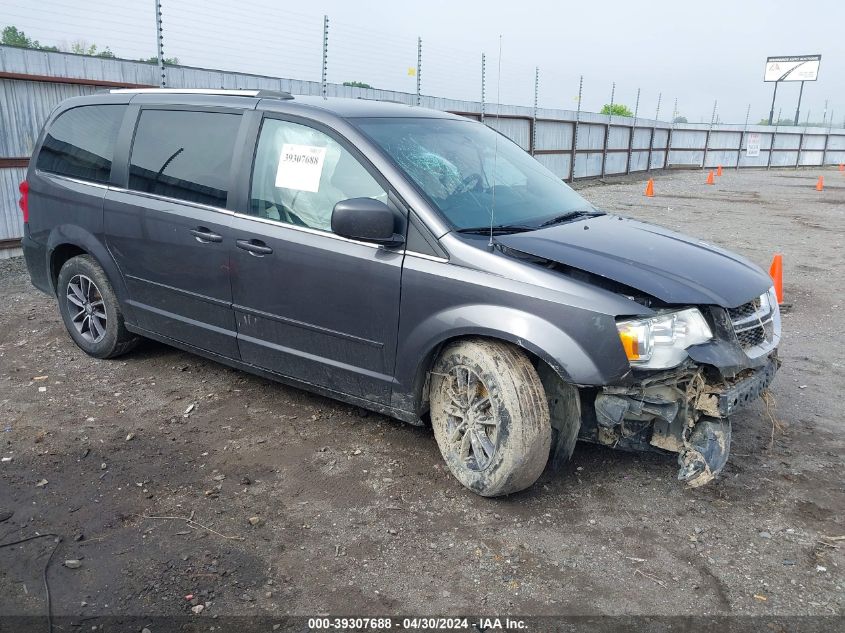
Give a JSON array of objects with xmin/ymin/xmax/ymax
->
[
  {"xmin": 839, "ymin": 163, "xmax": 844, "ymax": 172},
  {"xmin": 716, "ymin": 165, "xmax": 723, "ymax": 177},
  {"xmin": 769, "ymin": 254, "xmax": 783, "ymax": 305},
  {"xmin": 645, "ymin": 179, "xmax": 654, "ymax": 197},
  {"xmin": 706, "ymin": 170, "xmax": 715, "ymax": 185},
  {"xmin": 816, "ymin": 176, "xmax": 824, "ymax": 191}
]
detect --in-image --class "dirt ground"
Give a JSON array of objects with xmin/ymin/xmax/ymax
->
[{"xmin": 0, "ymin": 168, "xmax": 843, "ymax": 627}]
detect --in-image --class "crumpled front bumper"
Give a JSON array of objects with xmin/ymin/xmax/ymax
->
[
  {"xmin": 585, "ymin": 353, "xmax": 780, "ymax": 487},
  {"xmin": 709, "ymin": 357, "xmax": 779, "ymax": 417}
]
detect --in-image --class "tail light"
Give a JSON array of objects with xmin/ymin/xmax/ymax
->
[{"xmin": 18, "ymin": 180, "xmax": 29, "ymax": 223}]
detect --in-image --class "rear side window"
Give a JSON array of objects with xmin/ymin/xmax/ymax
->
[
  {"xmin": 129, "ymin": 110, "xmax": 241, "ymax": 207},
  {"xmin": 36, "ymin": 105, "xmax": 126, "ymax": 184}
]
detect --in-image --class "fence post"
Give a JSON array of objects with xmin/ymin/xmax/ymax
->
[
  {"xmin": 321, "ymin": 15, "xmax": 329, "ymax": 97},
  {"xmin": 569, "ymin": 75, "xmax": 583, "ymax": 182},
  {"xmin": 154, "ymin": 0, "xmax": 166, "ymax": 87},
  {"xmin": 822, "ymin": 110, "xmax": 833, "ymax": 166},
  {"xmin": 767, "ymin": 126, "xmax": 777, "ymax": 170},
  {"xmin": 480, "ymin": 53, "xmax": 486, "ymax": 123},
  {"xmin": 646, "ymin": 127, "xmax": 655, "ymax": 172},
  {"xmin": 737, "ymin": 103, "xmax": 750, "ymax": 170},
  {"xmin": 626, "ymin": 87, "xmax": 640, "ymax": 175},
  {"xmin": 665, "ymin": 96, "xmax": 678, "ymax": 170},
  {"xmin": 531, "ymin": 66, "xmax": 539, "ymax": 155},
  {"xmin": 796, "ymin": 131, "xmax": 804, "ymax": 169},
  {"xmin": 416, "ymin": 37, "xmax": 422, "ymax": 106},
  {"xmin": 703, "ymin": 100, "xmax": 716, "ymax": 168},
  {"xmin": 601, "ymin": 82, "xmax": 614, "ymax": 178}
]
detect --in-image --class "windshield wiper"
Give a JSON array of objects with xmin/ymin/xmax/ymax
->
[
  {"xmin": 539, "ymin": 210, "xmax": 603, "ymax": 227},
  {"xmin": 456, "ymin": 225, "xmax": 537, "ymax": 235}
]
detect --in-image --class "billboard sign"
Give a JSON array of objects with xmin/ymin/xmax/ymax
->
[{"xmin": 764, "ymin": 55, "xmax": 821, "ymax": 82}]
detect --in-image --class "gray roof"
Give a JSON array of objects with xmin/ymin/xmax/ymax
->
[{"xmin": 284, "ymin": 96, "xmax": 462, "ymax": 119}]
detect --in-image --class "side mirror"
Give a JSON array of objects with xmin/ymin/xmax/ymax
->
[{"xmin": 331, "ymin": 198, "xmax": 404, "ymax": 245}]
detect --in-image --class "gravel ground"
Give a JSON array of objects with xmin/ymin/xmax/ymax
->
[{"xmin": 0, "ymin": 168, "xmax": 843, "ymax": 626}]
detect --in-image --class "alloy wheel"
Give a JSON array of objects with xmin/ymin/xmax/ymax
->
[
  {"xmin": 66, "ymin": 274, "xmax": 107, "ymax": 344},
  {"xmin": 442, "ymin": 366, "xmax": 499, "ymax": 471}
]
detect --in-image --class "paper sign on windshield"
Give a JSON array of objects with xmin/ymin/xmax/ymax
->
[{"xmin": 275, "ymin": 144, "xmax": 327, "ymax": 193}]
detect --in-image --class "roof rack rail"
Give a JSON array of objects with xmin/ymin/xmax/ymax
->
[
  {"xmin": 354, "ymin": 96, "xmax": 409, "ymax": 105},
  {"xmin": 108, "ymin": 88, "xmax": 294, "ymax": 100}
]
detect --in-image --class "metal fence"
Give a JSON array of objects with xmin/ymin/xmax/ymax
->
[{"xmin": 2, "ymin": 44, "xmax": 845, "ymax": 257}]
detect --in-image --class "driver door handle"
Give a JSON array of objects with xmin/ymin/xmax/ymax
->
[
  {"xmin": 189, "ymin": 227, "xmax": 223, "ymax": 243},
  {"xmin": 236, "ymin": 239, "xmax": 273, "ymax": 256}
]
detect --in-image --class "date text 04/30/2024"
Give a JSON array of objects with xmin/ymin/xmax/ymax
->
[{"xmin": 307, "ymin": 617, "xmax": 529, "ymax": 630}]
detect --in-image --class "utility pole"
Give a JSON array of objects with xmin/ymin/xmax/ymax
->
[
  {"xmin": 738, "ymin": 103, "xmax": 750, "ymax": 170},
  {"xmin": 602, "ymin": 82, "xmax": 615, "ymax": 177},
  {"xmin": 416, "ymin": 37, "xmax": 422, "ymax": 106},
  {"xmin": 480, "ymin": 53, "xmax": 486, "ymax": 123},
  {"xmin": 570, "ymin": 75, "xmax": 583, "ymax": 182},
  {"xmin": 321, "ymin": 15, "xmax": 329, "ymax": 98},
  {"xmin": 655, "ymin": 92, "xmax": 662, "ymax": 120},
  {"xmin": 154, "ymin": 0, "xmax": 166, "ymax": 87},
  {"xmin": 793, "ymin": 80, "xmax": 805, "ymax": 126},
  {"xmin": 768, "ymin": 81, "xmax": 779, "ymax": 125},
  {"xmin": 531, "ymin": 66, "xmax": 539, "ymax": 155},
  {"xmin": 608, "ymin": 82, "xmax": 615, "ymax": 120},
  {"xmin": 626, "ymin": 88, "xmax": 641, "ymax": 175}
]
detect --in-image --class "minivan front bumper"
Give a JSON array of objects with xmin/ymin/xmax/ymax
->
[{"xmin": 582, "ymin": 351, "xmax": 779, "ymax": 487}]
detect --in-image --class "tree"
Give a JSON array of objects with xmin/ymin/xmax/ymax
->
[
  {"xmin": 1, "ymin": 25, "xmax": 58, "ymax": 51},
  {"xmin": 672, "ymin": 115, "xmax": 688, "ymax": 124},
  {"xmin": 2, "ymin": 25, "xmax": 31, "ymax": 47},
  {"xmin": 600, "ymin": 103, "xmax": 634, "ymax": 117},
  {"xmin": 68, "ymin": 40, "xmax": 115, "ymax": 58},
  {"xmin": 758, "ymin": 117, "xmax": 795, "ymax": 126},
  {"xmin": 343, "ymin": 81, "xmax": 373, "ymax": 89},
  {"xmin": 139, "ymin": 55, "xmax": 180, "ymax": 65}
]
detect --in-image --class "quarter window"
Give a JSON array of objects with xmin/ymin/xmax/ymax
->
[
  {"xmin": 250, "ymin": 118, "xmax": 387, "ymax": 232},
  {"xmin": 129, "ymin": 110, "xmax": 241, "ymax": 207},
  {"xmin": 36, "ymin": 105, "xmax": 126, "ymax": 184}
]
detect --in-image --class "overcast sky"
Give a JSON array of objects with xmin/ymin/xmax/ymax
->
[{"xmin": 3, "ymin": 0, "xmax": 843, "ymax": 124}]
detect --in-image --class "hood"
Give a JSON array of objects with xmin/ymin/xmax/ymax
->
[{"xmin": 496, "ymin": 215, "xmax": 771, "ymax": 308}]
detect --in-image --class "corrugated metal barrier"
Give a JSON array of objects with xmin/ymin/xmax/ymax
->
[{"xmin": 2, "ymin": 45, "xmax": 844, "ymax": 255}]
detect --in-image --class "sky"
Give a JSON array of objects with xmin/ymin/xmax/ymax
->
[{"xmin": 2, "ymin": 0, "xmax": 843, "ymax": 124}]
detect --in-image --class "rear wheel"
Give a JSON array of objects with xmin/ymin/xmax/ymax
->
[
  {"xmin": 429, "ymin": 338, "xmax": 551, "ymax": 497},
  {"xmin": 56, "ymin": 255, "xmax": 138, "ymax": 359}
]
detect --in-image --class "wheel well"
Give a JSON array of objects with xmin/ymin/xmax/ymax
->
[
  {"xmin": 413, "ymin": 334, "xmax": 560, "ymax": 418},
  {"xmin": 50, "ymin": 244, "xmax": 87, "ymax": 292}
]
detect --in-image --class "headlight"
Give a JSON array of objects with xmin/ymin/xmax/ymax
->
[{"xmin": 616, "ymin": 308, "xmax": 713, "ymax": 369}]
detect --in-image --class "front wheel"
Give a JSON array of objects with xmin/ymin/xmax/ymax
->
[
  {"xmin": 56, "ymin": 255, "xmax": 139, "ymax": 359},
  {"xmin": 429, "ymin": 338, "xmax": 551, "ymax": 497}
]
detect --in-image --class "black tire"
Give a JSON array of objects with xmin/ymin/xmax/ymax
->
[
  {"xmin": 429, "ymin": 338, "xmax": 551, "ymax": 497},
  {"xmin": 56, "ymin": 255, "xmax": 139, "ymax": 359}
]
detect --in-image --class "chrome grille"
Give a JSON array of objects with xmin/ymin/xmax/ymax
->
[
  {"xmin": 728, "ymin": 297, "xmax": 762, "ymax": 321},
  {"xmin": 729, "ymin": 293, "xmax": 777, "ymax": 356}
]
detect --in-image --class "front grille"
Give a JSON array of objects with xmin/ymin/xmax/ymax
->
[
  {"xmin": 728, "ymin": 297, "xmax": 762, "ymax": 321},
  {"xmin": 735, "ymin": 323, "xmax": 766, "ymax": 348},
  {"xmin": 729, "ymin": 294, "xmax": 776, "ymax": 355}
]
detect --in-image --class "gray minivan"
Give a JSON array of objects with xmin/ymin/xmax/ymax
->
[{"xmin": 20, "ymin": 89, "xmax": 780, "ymax": 496}]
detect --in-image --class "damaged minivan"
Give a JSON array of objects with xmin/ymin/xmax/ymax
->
[{"xmin": 21, "ymin": 90, "xmax": 780, "ymax": 496}]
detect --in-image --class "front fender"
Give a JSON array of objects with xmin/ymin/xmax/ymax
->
[
  {"xmin": 46, "ymin": 225, "xmax": 136, "ymax": 324},
  {"xmin": 392, "ymin": 303, "xmax": 632, "ymax": 415}
]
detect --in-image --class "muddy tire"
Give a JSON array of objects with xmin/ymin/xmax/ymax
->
[
  {"xmin": 429, "ymin": 338, "xmax": 551, "ymax": 497},
  {"xmin": 57, "ymin": 255, "xmax": 139, "ymax": 359}
]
